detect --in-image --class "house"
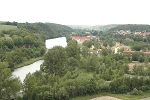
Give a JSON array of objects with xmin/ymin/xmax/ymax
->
[
  {"xmin": 71, "ymin": 36, "xmax": 91, "ymax": 44},
  {"xmin": 45, "ymin": 37, "xmax": 67, "ymax": 50}
]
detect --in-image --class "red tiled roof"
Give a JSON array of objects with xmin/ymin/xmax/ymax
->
[{"xmin": 71, "ymin": 36, "xmax": 91, "ymax": 41}]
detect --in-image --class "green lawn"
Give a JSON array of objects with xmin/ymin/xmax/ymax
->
[
  {"xmin": 0, "ymin": 25, "xmax": 17, "ymax": 32},
  {"xmin": 70, "ymin": 92, "xmax": 150, "ymax": 100}
]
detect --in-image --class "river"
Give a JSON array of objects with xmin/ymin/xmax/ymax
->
[{"xmin": 12, "ymin": 60, "xmax": 44, "ymax": 83}]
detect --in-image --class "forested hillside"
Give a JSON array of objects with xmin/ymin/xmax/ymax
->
[
  {"xmin": 107, "ymin": 24, "xmax": 150, "ymax": 32},
  {"xmin": 18, "ymin": 22, "xmax": 73, "ymax": 39},
  {"xmin": 0, "ymin": 22, "xmax": 73, "ymax": 71}
]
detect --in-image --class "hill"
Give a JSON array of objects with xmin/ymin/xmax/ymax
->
[
  {"xmin": 68, "ymin": 25, "xmax": 92, "ymax": 30},
  {"xmin": 107, "ymin": 24, "xmax": 150, "ymax": 32},
  {"xmin": 17, "ymin": 22, "xmax": 73, "ymax": 39},
  {"xmin": 68, "ymin": 24, "xmax": 118, "ymax": 31},
  {"xmin": 93, "ymin": 24, "xmax": 118, "ymax": 31}
]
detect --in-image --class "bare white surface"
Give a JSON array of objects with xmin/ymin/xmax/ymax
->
[
  {"xmin": 45, "ymin": 37, "xmax": 67, "ymax": 49},
  {"xmin": 12, "ymin": 60, "xmax": 44, "ymax": 83}
]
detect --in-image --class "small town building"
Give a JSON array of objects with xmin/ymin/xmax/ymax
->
[{"xmin": 71, "ymin": 36, "xmax": 91, "ymax": 44}]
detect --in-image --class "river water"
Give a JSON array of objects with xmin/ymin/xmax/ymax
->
[{"xmin": 12, "ymin": 60, "xmax": 44, "ymax": 83}]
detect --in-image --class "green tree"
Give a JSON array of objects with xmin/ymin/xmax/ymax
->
[
  {"xmin": 23, "ymin": 73, "xmax": 37, "ymax": 100},
  {"xmin": 0, "ymin": 62, "xmax": 22, "ymax": 100},
  {"xmin": 23, "ymin": 35, "xmax": 34, "ymax": 45},
  {"xmin": 66, "ymin": 40, "xmax": 80, "ymax": 59},
  {"xmin": 41, "ymin": 46, "xmax": 67, "ymax": 76},
  {"xmin": 81, "ymin": 46, "xmax": 89, "ymax": 58},
  {"xmin": 83, "ymin": 40, "xmax": 93, "ymax": 48},
  {"xmin": 3, "ymin": 38, "xmax": 14, "ymax": 49},
  {"xmin": 103, "ymin": 42, "xmax": 107, "ymax": 47},
  {"xmin": 12, "ymin": 35, "xmax": 23, "ymax": 47}
]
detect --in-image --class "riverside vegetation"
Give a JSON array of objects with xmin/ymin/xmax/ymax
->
[{"xmin": 1, "ymin": 22, "xmax": 150, "ymax": 100}]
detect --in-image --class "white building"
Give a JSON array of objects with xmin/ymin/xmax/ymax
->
[{"xmin": 45, "ymin": 37, "xmax": 67, "ymax": 50}]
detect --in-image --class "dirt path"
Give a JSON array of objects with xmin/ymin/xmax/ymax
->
[
  {"xmin": 90, "ymin": 96, "xmax": 121, "ymax": 100},
  {"xmin": 141, "ymin": 97, "xmax": 150, "ymax": 100}
]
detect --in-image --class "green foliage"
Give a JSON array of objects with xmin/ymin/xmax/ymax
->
[
  {"xmin": 0, "ymin": 62, "xmax": 22, "ymax": 100},
  {"xmin": 81, "ymin": 46, "xmax": 89, "ymax": 58},
  {"xmin": 1, "ymin": 21, "xmax": 18, "ymax": 26},
  {"xmin": 66, "ymin": 40, "xmax": 80, "ymax": 60},
  {"xmin": 23, "ymin": 73, "xmax": 37, "ymax": 100},
  {"xmin": 83, "ymin": 40, "xmax": 93, "ymax": 48},
  {"xmin": 41, "ymin": 46, "xmax": 67, "ymax": 75},
  {"xmin": 130, "ymin": 88, "xmax": 143, "ymax": 95}
]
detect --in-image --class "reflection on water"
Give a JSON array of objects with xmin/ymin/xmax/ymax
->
[{"xmin": 12, "ymin": 60, "xmax": 44, "ymax": 83}]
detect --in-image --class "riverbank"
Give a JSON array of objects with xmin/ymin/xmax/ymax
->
[{"xmin": 14, "ymin": 57, "xmax": 43, "ymax": 69}]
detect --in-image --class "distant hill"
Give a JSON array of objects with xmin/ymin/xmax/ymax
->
[
  {"xmin": 68, "ymin": 24, "xmax": 118, "ymax": 31},
  {"xmin": 93, "ymin": 24, "xmax": 119, "ymax": 31},
  {"xmin": 67, "ymin": 25, "xmax": 92, "ymax": 30},
  {"xmin": 107, "ymin": 24, "xmax": 150, "ymax": 32},
  {"xmin": 17, "ymin": 22, "xmax": 73, "ymax": 39}
]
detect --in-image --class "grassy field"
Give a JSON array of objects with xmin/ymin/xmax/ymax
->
[
  {"xmin": 0, "ymin": 25, "xmax": 17, "ymax": 32},
  {"xmin": 14, "ymin": 57, "xmax": 43, "ymax": 69},
  {"xmin": 70, "ymin": 92, "xmax": 150, "ymax": 100}
]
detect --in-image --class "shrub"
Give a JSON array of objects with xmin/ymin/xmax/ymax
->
[{"xmin": 130, "ymin": 88, "xmax": 143, "ymax": 95}]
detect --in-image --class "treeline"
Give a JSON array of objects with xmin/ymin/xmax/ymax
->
[
  {"xmin": 107, "ymin": 24, "xmax": 150, "ymax": 32},
  {"xmin": 1, "ymin": 21, "xmax": 18, "ymax": 26}
]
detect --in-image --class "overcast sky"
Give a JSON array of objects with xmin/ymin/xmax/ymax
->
[{"xmin": 0, "ymin": 0, "xmax": 150, "ymax": 25}]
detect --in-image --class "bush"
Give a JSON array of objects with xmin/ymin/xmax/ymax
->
[
  {"xmin": 130, "ymin": 88, "xmax": 143, "ymax": 95},
  {"xmin": 141, "ymin": 85, "xmax": 150, "ymax": 92},
  {"xmin": 55, "ymin": 87, "xmax": 69, "ymax": 100}
]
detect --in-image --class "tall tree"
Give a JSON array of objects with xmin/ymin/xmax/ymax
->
[
  {"xmin": 41, "ymin": 46, "xmax": 67, "ymax": 76},
  {"xmin": 66, "ymin": 40, "xmax": 80, "ymax": 60},
  {"xmin": 23, "ymin": 73, "xmax": 37, "ymax": 100}
]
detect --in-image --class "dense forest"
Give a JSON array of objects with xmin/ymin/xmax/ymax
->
[{"xmin": 2, "ymin": 22, "xmax": 150, "ymax": 100}]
